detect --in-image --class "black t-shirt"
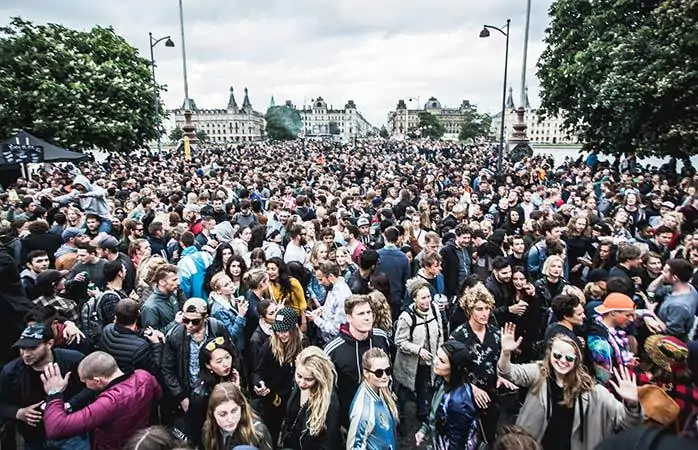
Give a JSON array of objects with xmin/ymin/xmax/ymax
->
[{"xmin": 542, "ymin": 380, "xmax": 574, "ymax": 450}]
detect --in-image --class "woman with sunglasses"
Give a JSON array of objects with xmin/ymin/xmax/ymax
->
[
  {"xmin": 281, "ymin": 346, "xmax": 340, "ymax": 450},
  {"xmin": 188, "ymin": 337, "xmax": 243, "ymax": 448},
  {"xmin": 209, "ymin": 272, "xmax": 249, "ymax": 352},
  {"xmin": 251, "ymin": 307, "xmax": 305, "ymax": 444},
  {"xmin": 497, "ymin": 323, "xmax": 643, "ymax": 450},
  {"xmin": 347, "ymin": 348, "xmax": 398, "ymax": 450},
  {"xmin": 202, "ymin": 382, "xmax": 273, "ymax": 450},
  {"xmin": 415, "ymin": 340, "xmax": 479, "ymax": 449}
]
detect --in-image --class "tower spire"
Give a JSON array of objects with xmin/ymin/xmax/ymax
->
[
  {"xmin": 524, "ymin": 86, "xmax": 531, "ymax": 109},
  {"xmin": 242, "ymin": 87, "xmax": 252, "ymax": 111},
  {"xmin": 506, "ymin": 86, "xmax": 516, "ymax": 110},
  {"xmin": 227, "ymin": 87, "xmax": 238, "ymax": 111},
  {"xmin": 269, "ymin": 95, "xmax": 276, "ymax": 108}
]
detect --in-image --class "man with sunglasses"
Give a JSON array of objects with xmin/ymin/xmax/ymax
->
[{"xmin": 161, "ymin": 298, "xmax": 230, "ymax": 431}]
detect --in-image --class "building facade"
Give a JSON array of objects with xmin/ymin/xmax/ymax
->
[
  {"xmin": 490, "ymin": 88, "xmax": 580, "ymax": 145},
  {"xmin": 167, "ymin": 87, "xmax": 266, "ymax": 143},
  {"xmin": 300, "ymin": 97, "xmax": 376, "ymax": 140},
  {"xmin": 387, "ymin": 97, "xmax": 476, "ymax": 140}
]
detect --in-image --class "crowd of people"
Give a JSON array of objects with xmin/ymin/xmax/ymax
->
[{"xmin": 0, "ymin": 137, "xmax": 697, "ymax": 450}]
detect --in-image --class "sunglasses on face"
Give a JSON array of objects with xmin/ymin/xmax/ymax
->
[
  {"xmin": 182, "ymin": 317, "xmax": 203, "ymax": 326},
  {"xmin": 366, "ymin": 367, "xmax": 392, "ymax": 378},
  {"xmin": 552, "ymin": 351, "xmax": 576, "ymax": 363},
  {"xmin": 205, "ymin": 336, "xmax": 225, "ymax": 351}
]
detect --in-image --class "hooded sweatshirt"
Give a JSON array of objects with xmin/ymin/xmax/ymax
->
[
  {"xmin": 54, "ymin": 175, "xmax": 110, "ymax": 219},
  {"xmin": 324, "ymin": 324, "xmax": 391, "ymax": 426}
]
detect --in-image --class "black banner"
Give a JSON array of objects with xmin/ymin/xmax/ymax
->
[{"xmin": 2, "ymin": 143, "xmax": 44, "ymax": 164}]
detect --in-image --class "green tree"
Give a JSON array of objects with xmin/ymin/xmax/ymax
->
[
  {"xmin": 195, "ymin": 130, "xmax": 208, "ymax": 143},
  {"xmin": 417, "ymin": 112, "xmax": 445, "ymax": 139},
  {"xmin": 379, "ymin": 125, "xmax": 389, "ymax": 139},
  {"xmin": 328, "ymin": 121, "xmax": 340, "ymax": 135},
  {"xmin": 265, "ymin": 105, "xmax": 301, "ymax": 141},
  {"xmin": 458, "ymin": 110, "xmax": 493, "ymax": 143},
  {"xmin": 169, "ymin": 127, "xmax": 183, "ymax": 142},
  {"xmin": 537, "ymin": 0, "xmax": 698, "ymax": 157},
  {"xmin": 0, "ymin": 17, "xmax": 162, "ymax": 152}
]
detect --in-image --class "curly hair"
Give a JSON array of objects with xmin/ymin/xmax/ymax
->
[{"xmin": 459, "ymin": 281, "xmax": 495, "ymax": 314}]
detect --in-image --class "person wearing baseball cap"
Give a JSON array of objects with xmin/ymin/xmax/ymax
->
[
  {"xmin": 251, "ymin": 307, "xmax": 302, "ymax": 443},
  {"xmin": 55, "ymin": 228, "xmax": 89, "ymax": 271},
  {"xmin": 160, "ymin": 297, "xmax": 230, "ymax": 422},
  {"xmin": 587, "ymin": 293, "xmax": 637, "ymax": 385},
  {"xmin": 0, "ymin": 323, "xmax": 85, "ymax": 447},
  {"xmin": 97, "ymin": 234, "xmax": 136, "ymax": 295}
]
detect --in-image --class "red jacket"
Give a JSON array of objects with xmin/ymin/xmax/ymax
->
[{"xmin": 44, "ymin": 370, "xmax": 161, "ymax": 450}]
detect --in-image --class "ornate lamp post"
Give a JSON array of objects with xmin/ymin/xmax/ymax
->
[{"xmin": 149, "ymin": 33, "xmax": 174, "ymax": 152}]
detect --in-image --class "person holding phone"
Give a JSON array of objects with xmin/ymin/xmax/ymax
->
[
  {"xmin": 251, "ymin": 307, "xmax": 305, "ymax": 444},
  {"xmin": 209, "ymin": 272, "xmax": 249, "ymax": 351}
]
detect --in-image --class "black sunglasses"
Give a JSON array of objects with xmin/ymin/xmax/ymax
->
[
  {"xmin": 182, "ymin": 318, "xmax": 203, "ymax": 326},
  {"xmin": 365, "ymin": 367, "xmax": 392, "ymax": 378}
]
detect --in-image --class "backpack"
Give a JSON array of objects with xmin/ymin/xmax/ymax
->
[
  {"xmin": 395, "ymin": 302, "xmax": 440, "ymax": 342},
  {"xmin": 80, "ymin": 290, "xmax": 116, "ymax": 341}
]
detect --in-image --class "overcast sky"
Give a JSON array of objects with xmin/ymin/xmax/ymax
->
[{"xmin": 2, "ymin": 0, "xmax": 555, "ymax": 126}]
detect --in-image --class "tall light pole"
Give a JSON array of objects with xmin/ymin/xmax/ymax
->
[
  {"xmin": 509, "ymin": 0, "xmax": 533, "ymax": 149},
  {"xmin": 149, "ymin": 33, "xmax": 174, "ymax": 152},
  {"xmin": 480, "ymin": 19, "xmax": 511, "ymax": 173},
  {"xmin": 178, "ymin": 0, "xmax": 197, "ymax": 141}
]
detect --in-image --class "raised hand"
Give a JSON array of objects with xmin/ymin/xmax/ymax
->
[
  {"xmin": 609, "ymin": 366, "xmax": 638, "ymax": 404},
  {"xmin": 501, "ymin": 323, "xmax": 523, "ymax": 353}
]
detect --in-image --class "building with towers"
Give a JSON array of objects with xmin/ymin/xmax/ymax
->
[
  {"xmin": 387, "ymin": 97, "xmax": 477, "ymax": 140},
  {"xmin": 490, "ymin": 87, "xmax": 580, "ymax": 144},
  {"xmin": 167, "ymin": 87, "xmax": 266, "ymax": 143},
  {"xmin": 299, "ymin": 97, "xmax": 376, "ymax": 140}
]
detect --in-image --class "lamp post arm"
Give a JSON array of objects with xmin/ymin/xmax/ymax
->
[
  {"xmin": 483, "ymin": 24, "xmax": 508, "ymax": 36},
  {"xmin": 150, "ymin": 35, "xmax": 172, "ymax": 48}
]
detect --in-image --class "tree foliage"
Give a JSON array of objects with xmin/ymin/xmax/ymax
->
[
  {"xmin": 417, "ymin": 112, "xmax": 445, "ymax": 140},
  {"xmin": 195, "ymin": 130, "xmax": 208, "ymax": 142},
  {"xmin": 458, "ymin": 109, "xmax": 492, "ymax": 143},
  {"xmin": 537, "ymin": 0, "xmax": 698, "ymax": 157},
  {"xmin": 169, "ymin": 127, "xmax": 183, "ymax": 142},
  {"xmin": 0, "ymin": 17, "xmax": 162, "ymax": 152},
  {"xmin": 379, "ymin": 125, "xmax": 389, "ymax": 139},
  {"xmin": 265, "ymin": 105, "xmax": 301, "ymax": 141}
]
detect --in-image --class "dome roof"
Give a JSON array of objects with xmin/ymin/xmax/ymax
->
[{"xmin": 425, "ymin": 97, "xmax": 441, "ymax": 110}]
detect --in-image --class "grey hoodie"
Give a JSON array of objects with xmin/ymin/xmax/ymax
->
[{"xmin": 54, "ymin": 175, "xmax": 110, "ymax": 219}]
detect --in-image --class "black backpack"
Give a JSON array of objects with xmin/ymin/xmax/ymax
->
[{"xmin": 395, "ymin": 302, "xmax": 440, "ymax": 341}]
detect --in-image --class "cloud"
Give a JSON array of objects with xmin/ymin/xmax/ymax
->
[{"xmin": 0, "ymin": 0, "xmax": 554, "ymax": 126}]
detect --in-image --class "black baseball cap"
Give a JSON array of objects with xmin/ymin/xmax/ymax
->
[{"xmin": 13, "ymin": 324, "xmax": 53, "ymax": 348}]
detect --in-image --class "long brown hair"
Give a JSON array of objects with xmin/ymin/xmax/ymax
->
[
  {"xmin": 203, "ymin": 383, "xmax": 263, "ymax": 450},
  {"xmin": 271, "ymin": 326, "xmax": 304, "ymax": 365},
  {"xmin": 532, "ymin": 335, "xmax": 594, "ymax": 408}
]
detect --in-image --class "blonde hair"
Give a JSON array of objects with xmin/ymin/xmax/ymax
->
[
  {"xmin": 583, "ymin": 281, "xmax": 606, "ymax": 300},
  {"xmin": 271, "ymin": 326, "xmax": 304, "ymax": 365},
  {"xmin": 561, "ymin": 285, "xmax": 586, "ymax": 305},
  {"xmin": 138, "ymin": 256, "xmax": 167, "ymax": 285},
  {"xmin": 309, "ymin": 242, "xmax": 328, "ymax": 268},
  {"xmin": 532, "ymin": 335, "xmax": 594, "ymax": 408},
  {"xmin": 459, "ymin": 281, "xmax": 495, "ymax": 313},
  {"xmin": 210, "ymin": 272, "xmax": 231, "ymax": 293},
  {"xmin": 243, "ymin": 268, "xmax": 268, "ymax": 290},
  {"xmin": 295, "ymin": 347, "xmax": 337, "ymax": 436},
  {"xmin": 401, "ymin": 220, "xmax": 415, "ymax": 238},
  {"xmin": 542, "ymin": 255, "xmax": 565, "ymax": 278},
  {"xmin": 367, "ymin": 291, "xmax": 392, "ymax": 332},
  {"xmin": 362, "ymin": 348, "xmax": 399, "ymax": 422}
]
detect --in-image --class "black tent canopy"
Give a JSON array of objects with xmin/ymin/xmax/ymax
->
[{"xmin": 0, "ymin": 130, "xmax": 89, "ymax": 167}]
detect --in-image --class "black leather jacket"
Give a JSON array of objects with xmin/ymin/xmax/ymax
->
[{"xmin": 161, "ymin": 318, "xmax": 230, "ymax": 402}]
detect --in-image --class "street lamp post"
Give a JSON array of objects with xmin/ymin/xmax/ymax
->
[
  {"xmin": 480, "ymin": 19, "xmax": 511, "ymax": 173},
  {"xmin": 178, "ymin": 0, "xmax": 197, "ymax": 142},
  {"xmin": 149, "ymin": 33, "xmax": 175, "ymax": 152}
]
